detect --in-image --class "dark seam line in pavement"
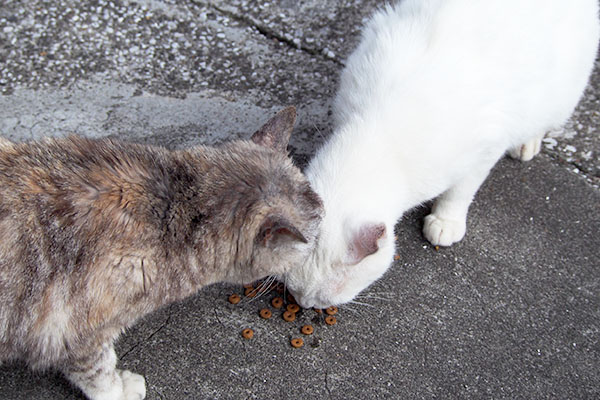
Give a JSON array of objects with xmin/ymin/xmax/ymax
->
[
  {"xmin": 197, "ymin": 1, "xmax": 344, "ymax": 67},
  {"xmin": 213, "ymin": 305, "xmax": 225, "ymax": 328},
  {"xmin": 120, "ymin": 306, "xmax": 173, "ymax": 360},
  {"xmin": 539, "ymin": 152, "xmax": 599, "ymax": 187}
]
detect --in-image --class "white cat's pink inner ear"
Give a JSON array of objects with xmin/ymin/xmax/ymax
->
[{"xmin": 346, "ymin": 223, "xmax": 386, "ymax": 265}]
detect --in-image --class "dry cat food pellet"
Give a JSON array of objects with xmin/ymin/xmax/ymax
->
[
  {"xmin": 286, "ymin": 304, "xmax": 300, "ymax": 313},
  {"xmin": 231, "ymin": 282, "xmax": 343, "ymax": 348},
  {"xmin": 228, "ymin": 294, "xmax": 241, "ymax": 304},
  {"xmin": 434, "ymin": 245, "xmax": 440, "ymax": 251},
  {"xmin": 259, "ymin": 308, "xmax": 272, "ymax": 319},
  {"xmin": 301, "ymin": 325, "xmax": 314, "ymax": 335},
  {"xmin": 282, "ymin": 311, "xmax": 296, "ymax": 322},
  {"xmin": 325, "ymin": 306, "xmax": 338, "ymax": 316},
  {"xmin": 394, "ymin": 254, "xmax": 401, "ymax": 261},
  {"xmin": 271, "ymin": 297, "xmax": 284, "ymax": 308},
  {"xmin": 241, "ymin": 328, "xmax": 254, "ymax": 339}
]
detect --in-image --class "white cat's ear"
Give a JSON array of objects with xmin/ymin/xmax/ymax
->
[
  {"xmin": 251, "ymin": 106, "xmax": 296, "ymax": 153},
  {"xmin": 346, "ymin": 223, "xmax": 386, "ymax": 265},
  {"xmin": 256, "ymin": 215, "xmax": 308, "ymax": 248}
]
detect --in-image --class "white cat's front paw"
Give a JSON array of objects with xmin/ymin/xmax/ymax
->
[
  {"xmin": 423, "ymin": 214, "xmax": 466, "ymax": 246},
  {"xmin": 508, "ymin": 138, "xmax": 542, "ymax": 161},
  {"xmin": 118, "ymin": 370, "xmax": 146, "ymax": 400}
]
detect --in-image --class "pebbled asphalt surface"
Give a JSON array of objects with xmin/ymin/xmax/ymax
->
[{"xmin": 0, "ymin": 1, "xmax": 599, "ymax": 399}]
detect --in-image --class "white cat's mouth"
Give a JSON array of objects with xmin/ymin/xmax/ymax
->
[
  {"xmin": 299, "ymin": 300, "xmax": 333, "ymax": 310},
  {"xmin": 297, "ymin": 298, "xmax": 331, "ymax": 310},
  {"xmin": 288, "ymin": 287, "xmax": 337, "ymax": 310}
]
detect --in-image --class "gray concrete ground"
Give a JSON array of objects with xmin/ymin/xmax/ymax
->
[{"xmin": 0, "ymin": 1, "xmax": 599, "ymax": 399}]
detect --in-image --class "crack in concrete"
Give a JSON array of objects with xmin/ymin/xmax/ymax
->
[
  {"xmin": 194, "ymin": 0, "xmax": 343, "ymax": 66},
  {"xmin": 325, "ymin": 370, "xmax": 333, "ymax": 399},
  {"xmin": 213, "ymin": 305, "xmax": 225, "ymax": 328},
  {"xmin": 120, "ymin": 306, "xmax": 173, "ymax": 360}
]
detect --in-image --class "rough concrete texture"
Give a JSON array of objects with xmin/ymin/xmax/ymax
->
[{"xmin": 0, "ymin": 1, "xmax": 599, "ymax": 399}]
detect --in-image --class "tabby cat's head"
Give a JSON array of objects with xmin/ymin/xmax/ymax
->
[{"xmin": 184, "ymin": 107, "xmax": 324, "ymax": 285}]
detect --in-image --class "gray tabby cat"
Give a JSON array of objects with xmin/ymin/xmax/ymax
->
[{"xmin": 0, "ymin": 107, "xmax": 323, "ymax": 400}]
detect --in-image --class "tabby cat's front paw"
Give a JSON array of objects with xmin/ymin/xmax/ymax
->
[
  {"xmin": 423, "ymin": 214, "xmax": 466, "ymax": 246},
  {"xmin": 118, "ymin": 370, "xmax": 146, "ymax": 400}
]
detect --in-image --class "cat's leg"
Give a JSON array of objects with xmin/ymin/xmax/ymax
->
[
  {"xmin": 423, "ymin": 160, "xmax": 498, "ymax": 247},
  {"xmin": 62, "ymin": 342, "xmax": 146, "ymax": 400},
  {"xmin": 508, "ymin": 133, "xmax": 546, "ymax": 161}
]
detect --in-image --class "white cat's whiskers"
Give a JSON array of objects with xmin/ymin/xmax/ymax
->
[
  {"xmin": 342, "ymin": 303, "xmax": 376, "ymax": 319},
  {"xmin": 355, "ymin": 292, "xmax": 394, "ymax": 303},
  {"xmin": 348, "ymin": 300, "xmax": 376, "ymax": 308},
  {"xmin": 341, "ymin": 305, "xmax": 359, "ymax": 315},
  {"xmin": 343, "ymin": 304, "xmax": 369, "ymax": 316}
]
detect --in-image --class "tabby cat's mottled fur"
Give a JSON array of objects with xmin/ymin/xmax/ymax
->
[{"xmin": 0, "ymin": 107, "xmax": 323, "ymax": 400}]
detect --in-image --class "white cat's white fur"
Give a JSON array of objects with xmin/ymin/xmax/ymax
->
[{"xmin": 284, "ymin": 0, "xmax": 599, "ymax": 308}]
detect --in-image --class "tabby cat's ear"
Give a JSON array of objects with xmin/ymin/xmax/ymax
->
[
  {"xmin": 256, "ymin": 214, "xmax": 307, "ymax": 249},
  {"xmin": 250, "ymin": 106, "xmax": 296, "ymax": 153}
]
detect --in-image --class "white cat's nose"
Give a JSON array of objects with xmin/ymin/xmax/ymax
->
[
  {"xmin": 296, "ymin": 298, "xmax": 315, "ymax": 309},
  {"xmin": 287, "ymin": 288, "xmax": 314, "ymax": 309}
]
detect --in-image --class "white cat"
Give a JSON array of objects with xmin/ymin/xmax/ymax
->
[{"xmin": 284, "ymin": 0, "xmax": 599, "ymax": 308}]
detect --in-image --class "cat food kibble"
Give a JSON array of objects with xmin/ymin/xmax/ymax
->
[
  {"xmin": 271, "ymin": 297, "xmax": 283, "ymax": 308},
  {"xmin": 241, "ymin": 328, "xmax": 254, "ymax": 339},
  {"xmin": 282, "ymin": 310, "xmax": 296, "ymax": 322},
  {"xmin": 325, "ymin": 306, "xmax": 338, "ymax": 316},
  {"xmin": 286, "ymin": 304, "xmax": 300, "ymax": 313},
  {"xmin": 301, "ymin": 325, "xmax": 314, "ymax": 335},
  {"xmin": 230, "ymin": 281, "xmax": 342, "ymax": 348},
  {"xmin": 259, "ymin": 308, "xmax": 272, "ymax": 319}
]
